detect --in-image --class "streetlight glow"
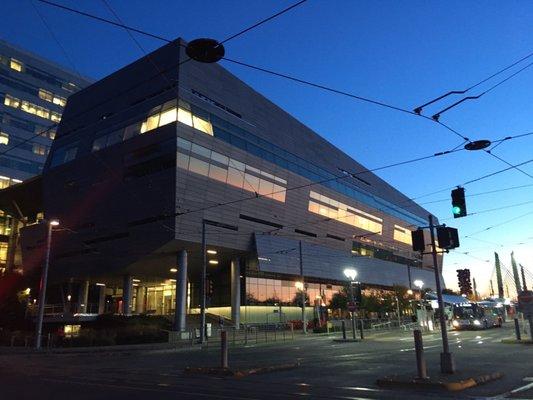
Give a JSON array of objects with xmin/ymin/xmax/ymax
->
[
  {"xmin": 294, "ymin": 281, "xmax": 304, "ymax": 290},
  {"xmin": 414, "ymin": 280, "xmax": 424, "ymax": 289},
  {"xmin": 50, "ymin": 220, "xmax": 59, "ymax": 226},
  {"xmin": 343, "ymin": 268, "xmax": 358, "ymax": 281}
]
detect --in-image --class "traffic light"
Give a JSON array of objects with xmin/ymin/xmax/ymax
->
[
  {"xmin": 456, "ymin": 269, "xmax": 473, "ymax": 296},
  {"xmin": 411, "ymin": 229, "xmax": 425, "ymax": 252},
  {"xmin": 437, "ymin": 226, "xmax": 460, "ymax": 249},
  {"xmin": 451, "ymin": 187, "xmax": 467, "ymax": 218}
]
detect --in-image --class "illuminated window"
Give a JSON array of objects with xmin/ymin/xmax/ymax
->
[
  {"xmin": 4, "ymin": 94, "xmax": 20, "ymax": 108},
  {"xmin": 140, "ymin": 113, "xmax": 160, "ymax": 133},
  {"xmin": 50, "ymin": 112, "xmax": 61, "ymax": 122},
  {"xmin": 308, "ymin": 191, "xmax": 382, "ymax": 234},
  {"xmin": 394, "ymin": 225, "xmax": 412, "ymax": 245},
  {"xmin": 0, "ymin": 176, "xmax": 11, "ymax": 189},
  {"xmin": 38, "ymin": 89, "xmax": 53, "ymax": 102},
  {"xmin": 32, "ymin": 143, "xmax": 47, "ymax": 156},
  {"xmin": 52, "ymin": 96, "xmax": 67, "ymax": 107},
  {"xmin": 192, "ymin": 116, "xmax": 213, "ymax": 135},
  {"xmin": 159, "ymin": 107, "xmax": 177, "ymax": 126},
  {"xmin": 177, "ymin": 107, "xmax": 193, "ymax": 127},
  {"xmin": 49, "ymin": 131, "xmax": 56, "ymax": 139},
  {"xmin": 0, "ymin": 133, "xmax": 8, "ymax": 145},
  {"xmin": 10, "ymin": 58, "xmax": 23, "ymax": 72}
]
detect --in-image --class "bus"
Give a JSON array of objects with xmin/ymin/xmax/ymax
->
[{"xmin": 451, "ymin": 301, "xmax": 503, "ymax": 330}]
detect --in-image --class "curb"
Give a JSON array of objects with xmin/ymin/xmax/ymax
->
[
  {"xmin": 501, "ymin": 339, "xmax": 533, "ymax": 345},
  {"xmin": 377, "ymin": 372, "xmax": 503, "ymax": 392},
  {"xmin": 332, "ymin": 338, "xmax": 361, "ymax": 343},
  {"xmin": 184, "ymin": 362, "xmax": 299, "ymax": 378}
]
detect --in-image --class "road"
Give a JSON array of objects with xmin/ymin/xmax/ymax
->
[{"xmin": 0, "ymin": 323, "xmax": 531, "ymax": 400}]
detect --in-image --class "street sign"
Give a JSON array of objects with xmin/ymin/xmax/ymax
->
[
  {"xmin": 347, "ymin": 302, "xmax": 356, "ymax": 312},
  {"xmin": 518, "ymin": 290, "xmax": 533, "ymax": 318}
]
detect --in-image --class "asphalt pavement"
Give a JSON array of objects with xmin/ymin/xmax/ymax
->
[{"xmin": 0, "ymin": 323, "xmax": 531, "ymax": 400}]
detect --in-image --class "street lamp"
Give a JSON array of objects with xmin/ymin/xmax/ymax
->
[
  {"xmin": 35, "ymin": 219, "xmax": 59, "ymax": 349},
  {"xmin": 414, "ymin": 280, "xmax": 424, "ymax": 290},
  {"xmin": 343, "ymin": 268, "xmax": 358, "ymax": 340},
  {"xmin": 295, "ymin": 281, "xmax": 306, "ymax": 333}
]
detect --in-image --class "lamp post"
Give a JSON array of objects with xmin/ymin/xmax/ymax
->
[
  {"xmin": 413, "ymin": 280, "xmax": 424, "ymax": 326},
  {"xmin": 344, "ymin": 268, "xmax": 358, "ymax": 339},
  {"xmin": 35, "ymin": 219, "xmax": 59, "ymax": 349},
  {"xmin": 295, "ymin": 281, "xmax": 306, "ymax": 333}
]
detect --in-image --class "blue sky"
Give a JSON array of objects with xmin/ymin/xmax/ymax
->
[{"xmin": 2, "ymin": 0, "xmax": 532, "ymax": 295}]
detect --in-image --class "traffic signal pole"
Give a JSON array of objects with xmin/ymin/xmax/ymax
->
[{"xmin": 429, "ymin": 214, "xmax": 455, "ymax": 373}]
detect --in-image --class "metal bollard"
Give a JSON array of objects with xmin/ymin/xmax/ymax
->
[
  {"xmin": 529, "ymin": 316, "xmax": 533, "ymax": 341},
  {"xmin": 244, "ymin": 324, "xmax": 248, "ymax": 345},
  {"xmin": 514, "ymin": 318, "xmax": 522, "ymax": 341},
  {"xmin": 291, "ymin": 322, "xmax": 294, "ymax": 340},
  {"xmin": 413, "ymin": 329, "xmax": 428, "ymax": 379},
  {"xmin": 359, "ymin": 319, "xmax": 364, "ymax": 340},
  {"xmin": 221, "ymin": 330, "xmax": 228, "ymax": 369},
  {"xmin": 341, "ymin": 320, "xmax": 347, "ymax": 340},
  {"xmin": 351, "ymin": 317, "xmax": 356, "ymax": 340}
]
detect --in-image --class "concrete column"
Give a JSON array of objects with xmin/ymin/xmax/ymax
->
[
  {"xmin": 174, "ymin": 250, "xmax": 188, "ymax": 331},
  {"xmin": 78, "ymin": 280, "xmax": 89, "ymax": 313},
  {"xmin": 123, "ymin": 275, "xmax": 133, "ymax": 316},
  {"xmin": 135, "ymin": 286, "xmax": 144, "ymax": 314},
  {"xmin": 97, "ymin": 284, "xmax": 106, "ymax": 314},
  {"xmin": 231, "ymin": 258, "xmax": 241, "ymax": 329}
]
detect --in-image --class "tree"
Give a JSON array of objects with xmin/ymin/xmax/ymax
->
[{"xmin": 330, "ymin": 291, "xmax": 348, "ymax": 310}]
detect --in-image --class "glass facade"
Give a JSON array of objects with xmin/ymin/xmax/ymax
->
[
  {"xmin": 308, "ymin": 190, "xmax": 383, "ymax": 234},
  {"xmin": 246, "ymin": 276, "xmax": 343, "ymax": 306},
  {"xmin": 177, "ymin": 137, "xmax": 287, "ymax": 202}
]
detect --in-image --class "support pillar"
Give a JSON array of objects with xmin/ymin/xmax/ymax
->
[
  {"xmin": 174, "ymin": 250, "xmax": 187, "ymax": 331},
  {"xmin": 231, "ymin": 258, "xmax": 241, "ymax": 329},
  {"xmin": 122, "ymin": 275, "xmax": 133, "ymax": 316},
  {"xmin": 135, "ymin": 286, "xmax": 144, "ymax": 314},
  {"xmin": 78, "ymin": 280, "xmax": 89, "ymax": 313},
  {"xmin": 97, "ymin": 284, "xmax": 106, "ymax": 315}
]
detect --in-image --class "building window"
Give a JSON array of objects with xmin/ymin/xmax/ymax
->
[
  {"xmin": 32, "ymin": 143, "xmax": 48, "ymax": 156},
  {"xmin": 52, "ymin": 95, "xmax": 67, "ymax": 107},
  {"xmin": 177, "ymin": 137, "xmax": 287, "ymax": 202},
  {"xmin": 49, "ymin": 143, "xmax": 79, "ymax": 168},
  {"xmin": 38, "ymin": 89, "xmax": 53, "ymax": 102},
  {"xmin": 394, "ymin": 225, "xmax": 412, "ymax": 245},
  {"xmin": 9, "ymin": 58, "xmax": 23, "ymax": 72},
  {"xmin": 308, "ymin": 191, "xmax": 383, "ymax": 234},
  {"xmin": 50, "ymin": 112, "xmax": 61, "ymax": 122},
  {"xmin": 0, "ymin": 132, "xmax": 9, "ymax": 145},
  {"xmin": 4, "ymin": 94, "xmax": 20, "ymax": 108}
]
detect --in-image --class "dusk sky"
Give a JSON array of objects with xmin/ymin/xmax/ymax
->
[{"xmin": 2, "ymin": 0, "xmax": 532, "ymax": 294}]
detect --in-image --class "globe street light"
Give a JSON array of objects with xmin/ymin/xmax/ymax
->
[
  {"xmin": 295, "ymin": 281, "xmax": 306, "ymax": 333},
  {"xmin": 414, "ymin": 280, "xmax": 424, "ymax": 290},
  {"xmin": 343, "ymin": 268, "xmax": 358, "ymax": 339},
  {"xmin": 35, "ymin": 219, "xmax": 59, "ymax": 349}
]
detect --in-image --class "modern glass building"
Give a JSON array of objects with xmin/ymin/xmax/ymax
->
[
  {"xmin": 0, "ymin": 40, "xmax": 91, "ymax": 274},
  {"xmin": 3, "ymin": 39, "xmax": 443, "ymax": 325}
]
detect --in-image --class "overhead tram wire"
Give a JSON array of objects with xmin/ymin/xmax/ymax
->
[
  {"xmin": 430, "ymin": 61, "xmax": 533, "ymax": 120},
  {"xmin": 463, "ymin": 209, "xmax": 533, "ymax": 238},
  {"xmin": 218, "ymin": 0, "xmax": 308, "ymax": 45},
  {"xmin": 483, "ymin": 150, "xmax": 533, "ymax": 180},
  {"xmin": 221, "ymin": 57, "xmax": 469, "ymax": 143},
  {"xmin": 419, "ymin": 182, "xmax": 533, "ymax": 205},
  {"xmin": 37, "ymin": 0, "xmax": 472, "ymax": 147},
  {"xmin": 414, "ymin": 51, "xmax": 533, "ymax": 115}
]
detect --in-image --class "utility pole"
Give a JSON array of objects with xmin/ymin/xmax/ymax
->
[
  {"xmin": 299, "ymin": 241, "xmax": 307, "ymax": 334},
  {"xmin": 428, "ymin": 214, "xmax": 455, "ymax": 373},
  {"xmin": 199, "ymin": 220, "xmax": 207, "ymax": 344}
]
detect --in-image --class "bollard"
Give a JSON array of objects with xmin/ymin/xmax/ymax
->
[
  {"xmin": 342, "ymin": 320, "xmax": 347, "ymax": 340},
  {"xmin": 514, "ymin": 318, "xmax": 522, "ymax": 341},
  {"xmin": 359, "ymin": 319, "xmax": 364, "ymax": 340},
  {"xmin": 232, "ymin": 328, "xmax": 236, "ymax": 347},
  {"xmin": 244, "ymin": 324, "xmax": 248, "ymax": 345},
  {"xmin": 413, "ymin": 329, "xmax": 428, "ymax": 379},
  {"xmin": 529, "ymin": 316, "xmax": 533, "ymax": 341},
  {"xmin": 291, "ymin": 322, "xmax": 294, "ymax": 340},
  {"xmin": 221, "ymin": 330, "xmax": 228, "ymax": 369},
  {"xmin": 351, "ymin": 316, "xmax": 356, "ymax": 340}
]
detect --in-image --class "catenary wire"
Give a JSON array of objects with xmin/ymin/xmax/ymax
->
[{"xmin": 218, "ymin": 0, "xmax": 308, "ymax": 45}]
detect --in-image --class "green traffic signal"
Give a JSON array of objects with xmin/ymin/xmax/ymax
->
[{"xmin": 452, "ymin": 206, "xmax": 462, "ymax": 215}]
